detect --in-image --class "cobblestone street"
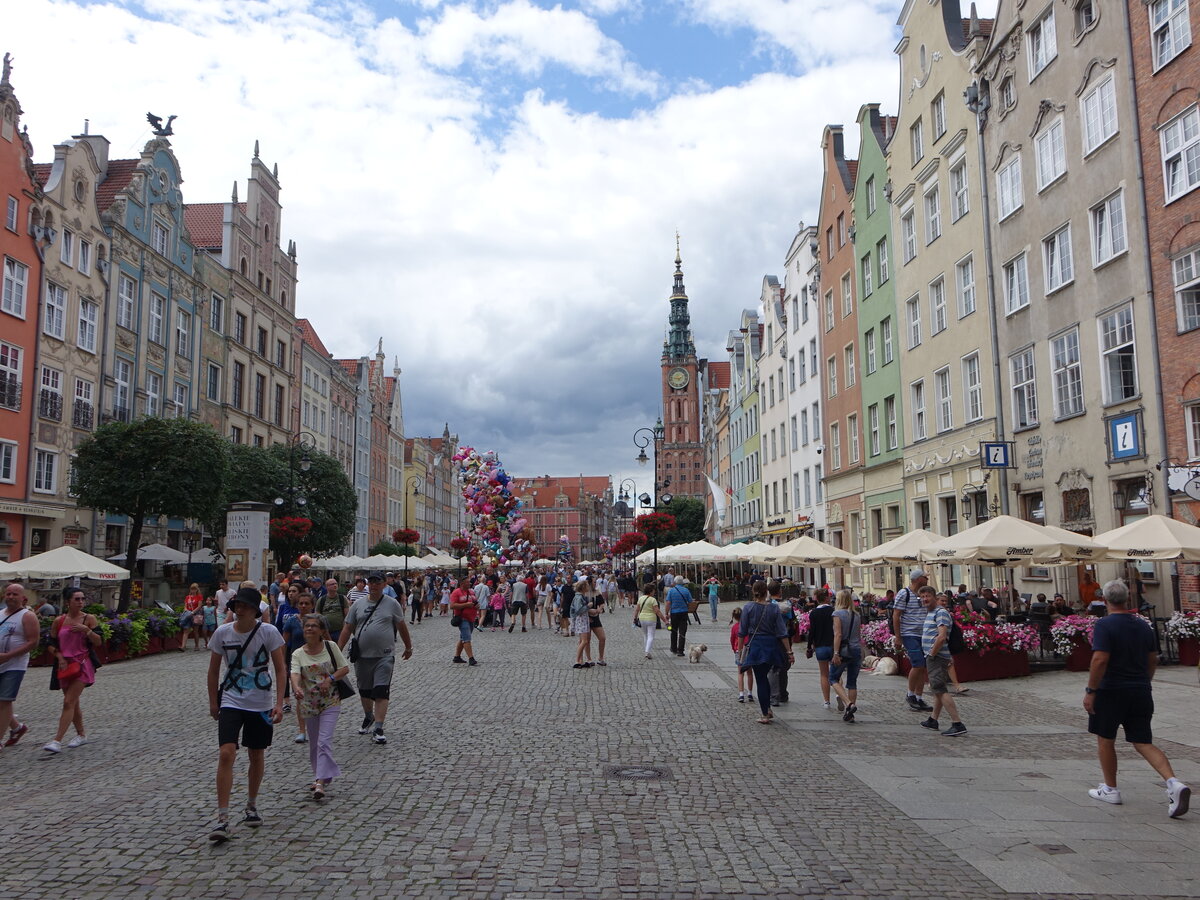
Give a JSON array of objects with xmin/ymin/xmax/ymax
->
[{"xmin": 3, "ymin": 612, "xmax": 1199, "ymax": 899}]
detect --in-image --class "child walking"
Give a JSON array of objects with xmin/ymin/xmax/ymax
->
[{"xmin": 731, "ymin": 607, "xmax": 755, "ymax": 702}]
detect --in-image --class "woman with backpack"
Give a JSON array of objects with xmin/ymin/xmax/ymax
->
[
  {"xmin": 570, "ymin": 579, "xmax": 593, "ymax": 668},
  {"xmin": 829, "ymin": 589, "xmax": 863, "ymax": 723}
]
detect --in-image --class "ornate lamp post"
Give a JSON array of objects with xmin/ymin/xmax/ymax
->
[
  {"xmin": 633, "ymin": 419, "xmax": 672, "ymax": 582},
  {"xmin": 401, "ymin": 475, "xmax": 423, "ymax": 575},
  {"xmin": 273, "ymin": 432, "xmax": 316, "ymax": 570}
]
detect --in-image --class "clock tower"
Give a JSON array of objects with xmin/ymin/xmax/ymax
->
[{"xmin": 660, "ymin": 238, "xmax": 703, "ymax": 499}]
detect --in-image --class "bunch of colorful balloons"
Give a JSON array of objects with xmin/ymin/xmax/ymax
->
[
  {"xmin": 453, "ymin": 445, "xmax": 535, "ymax": 568},
  {"xmin": 598, "ymin": 535, "xmax": 613, "ymax": 561},
  {"xmin": 556, "ymin": 533, "xmax": 573, "ymax": 566}
]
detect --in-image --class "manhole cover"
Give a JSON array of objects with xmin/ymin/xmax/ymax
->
[
  {"xmin": 1036, "ymin": 844, "xmax": 1075, "ymax": 855},
  {"xmin": 603, "ymin": 765, "xmax": 672, "ymax": 781}
]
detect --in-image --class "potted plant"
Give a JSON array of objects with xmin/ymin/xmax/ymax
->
[
  {"xmin": 859, "ymin": 612, "xmax": 1034, "ymax": 681},
  {"xmin": 1050, "ymin": 615, "xmax": 1097, "ymax": 671},
  {"xmin": 1165, "ymin": 611, "xmax": 1200, "ymax": 667}
]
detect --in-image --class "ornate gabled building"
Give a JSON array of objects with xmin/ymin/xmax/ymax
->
[
  {"xmin": 659, "ymin": 241, "xmax": 704, "ymax": 499},
  {"xmin": 510, "ymin": 474, "xmax": 614, "ymax": 563}
]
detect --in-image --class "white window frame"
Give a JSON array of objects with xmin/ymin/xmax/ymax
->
[
  {"xmin": 151, "ymin": 220, "xmax": 170, "ymax": 256},
  {"xmin": 881, "ymin": 316, "xmax": 894, "ymax": 364},
  {"xmin": 1081, "ymin": 73, "xmax": 1118, "ymax": 155},
  {"xmin": 997, "ymin": 157, "xmax": 1024, "ymax": 220},
  {"xmin": 210, "ymin": 294, "xmax": 224, "ymax": 334},
  {"xmin": 1161, "ymin": 105, "xmax": 1200, "ymax": 202},
  {"xmin": 148, "ymin": 292, "xmax": 165, "ymax": 344},
  {"xmin": 950, "ymin": 158, "xmax": 970, "ymax": 221},
  {"xmin": 1051, "ymin": 328, "xmax": 1084, "ymax": 418},
  {"xmin": 830, "ymin": 421, "xmax": 842, "ymax": 470},
  {"xmin": 33, "ymin": 448, "xmax": 57, "ymax": 494},
  {"xmin": 911, "ymin": 119, "xmax": 924, "ymax": 165},
  {"xmin": 824, "ymin": 290, "xmax": 834, "ymax": 332},
  {"xmin": 0, "ymin": 439, "xmax": 16, "ymax": 484},
  {"xmin": 113, "ymin": 358, "xmax": 131, "ymax": 413},
  {"xmin": 911, "ymin": 379, "xmax": 927, "ymax": 441},
  {"xmin": 848, "ymin": 413, "xmax": 860, "ymax": 464},
  {"xmin": 1099, "ymin": 304, "xmax": 1138, "ymax": 403},
  {"xmin": 1172, "ymin": 247, "xmax": 1200, "ymax": 331},
  {"xmin": 924, "ymin": 184, "xmax": 942, "ymax": 244},
  {"xmin": 44, "ymin": 281, "xmax": 66, "ymax": 339},
  {"xmin": 866, "ymin": 175, "xmax": 876, "ymax": 215},
  {"xmin": 877, "ymin": 237, "xmax": 889, "ymax": 283},
  {"xmin": 844, "ymin": 344, "xmax": 856, "ymax": 387},
  {"xmin": 4, "ymin": 196, "xmax": 16, "ymax": 232},
  {"xmin": 885, "ymin": 395, "xmax": 898, "ymax": 449},
  {"xmin": 901, "ymin": 208, "xmax": 917, "ymax": 262},
  {"xmin": 77, "ymin": 299, "xmax": 98, "ymax": 354},
  {"xmin": 78, "ymin": 239, "xmax": 92, "ymax": 276},
  {"xmin": 861, "ymin": 254, "xmax": 873, "ymax": 297},
  {"xmin": 962, "ymin": 353, "xmax": 983, "ymax": 422},
  {"xmin": 1187, "ymin": 403, "xmax": 1200, "ymax": 460},
  {"xmin": 906, "ymin": 295, "xmax": 922, "ymax": 348},
  {"xmin": 1035, "ymin": 117, "xmax": 1067, "ymax": 190},
  {"xmin": 1027, "ymin": 6, "xmax": 1058, "ymax": 78},
  {"xmin": 145, "ymin": 371, "xmax": 161, "ymax": 417},
  {"xmin": 2, "ymin": 257, "xmax": 29, "ymax": 318},
  {"xmin": 956, "ymin": 254, "xmax": 976, "ymax": 318},
  {"xmin": 865, "ymin": 328, "xmax": 877, "ymax": 374},
  {"xmin": 935, "ymin": 367, "xmax": 953, "ymax": 433},
  {"xmin": 1003, "ymin": 252, "xmax": 1030, "ymax": 315},
  {"xmin": 869, "ymin": 403, "xmax": 881, "ymax": 457},
  {"xmin": 176, "ymin": 310, "xmax": 191, "ymax": 359},
  {"xmin": 1044, "ymin": 224, "xmax": 1074, "ymax": 294},
  {"xmin": 932, "ymin": 92, "xmax": 947, "ymax": 140},
  {"xmin": 1010, "ymin": 348, "xmax": 1039, "ymax": 429},
  {"xmin": 930, "ymin": 277, "xmax": 947, "ymax": 335},
  {"xmin": 841, "ymin": 273, "xmax": 853, "ymax": 317},
  {"xmin": 117, "ymin": 275, "xmax": 137, "ymax": 330},
  {"xmin": 827, "ymin": 356, "xmax": 838, "ymax": 397},
  {"xmin": 60, "ymin": 229, "xmax": 74, "ymax": 267},
  {"xmin": 1151, "ymin": 0, "xmax": 1192, "ymax": 71},
  {"xmin": 1091, "ymin": 190, "xmax": 1127, "ymax": 266}
]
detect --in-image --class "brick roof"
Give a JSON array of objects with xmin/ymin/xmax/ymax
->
[
  {"xmin": 95, "ymin": 159, "xmax": 140, "ymax": 212},
  {"xmin": 707, "ymin": 361, "xmax": 731, "ymax": 389},
  {"xmin": 31, "ymin": 163, "xmax": 51, "ymax": 187},
  {"xmin": 184, "ymin": 202, "xmax": 243, "ymax": 251},
  {"xmin": 962, "ymin": 17, "xmax": 995, "ymax": 40},
  {"xmin": 335, "ymin": 359, "xmax": 360, "ymax": 379},
  {"xmin": 510, "ymin": 475, "xmax": 611, "ymax": 509},
  {"xmin": 296, "ymin": 318, "xmax": 331, "ymax": 357},
  {"xmin": 846, "ymin": 159, "xmax": 859, "ymax": 184}
]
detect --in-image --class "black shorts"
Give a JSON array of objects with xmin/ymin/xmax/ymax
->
[
  {"xmin": 218, "ymin": 707, "xmax": 274, "ymax": 750},
  {"xmin": 510, "ymin": 601, "xmax": 527, "ymax": 612},
  {"xmin": 1088, "ymin": 687, "xmax": 1154, "ymax": 744}
]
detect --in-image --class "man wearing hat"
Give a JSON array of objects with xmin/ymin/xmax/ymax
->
[
  {"xmin": 891, "ymin": 568, "xmax": 933, "ymax": 713},
  {"xmin": 206, "ymin": 587, "xmax": 286, "ymax": 843},
  {"xmin": 337, "ymin": 573, "xmax": 413, "ymax": 745}
]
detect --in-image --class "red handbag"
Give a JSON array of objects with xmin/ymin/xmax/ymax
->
[{"xmin": 57, "ymin": 659, "xmax": 83, "ymax": 683}]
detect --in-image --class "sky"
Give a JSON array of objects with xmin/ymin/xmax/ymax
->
[{"xmin": 6, "ymin": 0, "xmax": 996, "ymax": 497}]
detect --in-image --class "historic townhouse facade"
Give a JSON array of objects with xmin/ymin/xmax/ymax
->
[
  {"xmin": 780, "ymin": 224, "xmax": 827, "ymax": 583},
  {"xmin": 892, "ymin": 0, "xmax": 997, "ymax": 589},
  {"xmin": 29, "ymin": 134, "xmax": 109, "ymax": 553},
  {"xmin": 758, "ymin": 274, "xmax": 794, "ymax": 546},
  {"xmin": 725, "ymin": 310, "xmax": 762, "ymax": 542},
  {"xmin": 854, "ymin": 105, "xmax": 908, "ymax": 586},
  {"xmin": 818, "ymin": 124, "xmax": 864, "ymax": 569},
  {"xmin": 296, "ymin": 318, "xmax": 334, "ymax": 455},
  {"xmin": 0, "ymin": 64, "xmax": 39, "ymax": 561},
  {"xmin": 384, "ymin": 367, "xmax": 405, "ymax": 540},
  {"xmin": 701, "ymin": 359, "xmax": 732, "ymax": 541},
  {"xmin": 979, "ymin": 0, "xmax": 1165, "ymax": 605},
  {"xmin": 184, "ymin": 148, "xmax": 297, "ymax": 449}
]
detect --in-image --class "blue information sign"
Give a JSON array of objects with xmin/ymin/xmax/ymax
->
[{"xmin": 980, "ymin": 441, "xmax": 1014, "ymax": 469}]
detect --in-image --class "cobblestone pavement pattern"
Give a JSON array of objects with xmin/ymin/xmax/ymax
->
[{"xmin": 3, "ymin": 610, "xmax": 1198, "ymax": 899}]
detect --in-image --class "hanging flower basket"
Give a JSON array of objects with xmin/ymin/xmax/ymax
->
[
  {"xmin": 271, "ymin": 516, "xmax": 313, "ymax": 541},
  {"xmin": 393, "ymin": 528, "xmax": 421, "ymax": 546}
]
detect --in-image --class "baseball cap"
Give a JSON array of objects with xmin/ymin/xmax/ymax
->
[
  {"xmin": 367, "ymin": 573, "xmax": 384, "ymax": 583},
  {"xmin": 909, "ymin": 568, "xmax": 926, "ymax": 579}
]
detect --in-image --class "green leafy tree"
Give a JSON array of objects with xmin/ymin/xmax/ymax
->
[
  {"xmin": 70, "ymin": 418, "xmax": 229, "ymax": 612},
  {"xmin": 215, "ymin": 444, "xmax": 356, "ymax": 568},
  {"xmin": 662, "ymin": 496, "xmax": 706, "ymax": 545},
  {"xmin": 367, "ymin": 540, "xmax": 415, "ymax": 558}
]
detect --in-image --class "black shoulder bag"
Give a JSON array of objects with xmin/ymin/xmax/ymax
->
[
  {"xmin": 348, "ymin": 601, "xmax": 381, "ymax": 663},
  {"xmin": 217, "ymin": 621, "xmax": 262, "ymax": 704},
  {"xmin": 324, "ymin": 640, "xmax": 356, "ymax": 700}
]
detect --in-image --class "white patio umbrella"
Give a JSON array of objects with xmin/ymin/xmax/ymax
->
[
  {"xmin": 1093, "ymin": 514, "xmax": 1200, "ymax": 561},
  {"xmin": 754, "ymin": 535, "xmax": 852, "ymax": 566},
  {"xmin": 5, "ymin": 546, "xmax": 131, "ymax": 581},
  {"xmin": 107, "ymin": 542, "xmax": 190, "ymax": 564},
  {"xmin": 735, "ymin": 541, "xmax": 776, "ymax": 562},
  {"xmin": 851, "ymin": 529, "xmax": 942, "ymax": 567},
  {"xmin": 919, "ymin": 515, "xmax": 1103, "ymax": 565}
]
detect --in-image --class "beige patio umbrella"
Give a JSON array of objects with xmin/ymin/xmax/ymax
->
[
  {"xmin": 850, "ymin": 529, "xmax": 942, "ymax": 567},
  {"xmin": 1093, "ymin": 514, "xmax": 1200, "ymax": 561},
  {"xmin": 755, "ymin": 534, "xmax": 853, "ymax": 566},
  {"xmin": 919, "ymin": 515, "xmax": 1103, "ymax": 565},
  {"xmin": 735, "ymin": 541, "xmax": 776, "ymax": 562},
  {"xmin": 4, "ymin": 545, "xmax": 131, "ymax": 581}
]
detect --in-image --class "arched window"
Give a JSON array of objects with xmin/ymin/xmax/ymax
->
[
  {"xmin": 239, "ymin": 257, "xmax": 248, "ymax": 277},
  {"xmin": 264, "ymin": 223, "xmax": 271, "ymax": 244}
]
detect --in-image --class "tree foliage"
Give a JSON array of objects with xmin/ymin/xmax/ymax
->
[
  {"xmin": 661, "ymin": 496, "xmax": 706, "ymax": 546},
  {"xmin": 367, "ymin": 540, "xmax": 416, "ymax": 558},
  {"xmin": 71, "ymin": 418, "xmax": 229, "ymax": 611}
]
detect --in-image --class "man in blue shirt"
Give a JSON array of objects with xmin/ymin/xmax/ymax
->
[
  {"xmin": 666, "ymin": 576, "xmax": 693, "ymax": 657},
  {"xmin": 918, "ymin": 586, "xmax": 966, "ymax": 736},
  {"xmin": 1085, "ymin": 580, "xmax": 1190, "ymax": 817}
]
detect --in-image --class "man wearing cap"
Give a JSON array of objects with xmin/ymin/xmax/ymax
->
[
  {"xmin": 891, "ymin": 568, "xmax": 933, "ymax": 712},
  {"xmin": 337, "ymin": 574, "xmax": 412, "ymax": 746},
  {"xmin": 206, "ymin": 587, "xmax": 286, "ymax": 843}
]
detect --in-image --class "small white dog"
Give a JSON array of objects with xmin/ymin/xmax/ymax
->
[{"xmin": 687, "ymin": 643, "xmax": 708, "ymax": 663}]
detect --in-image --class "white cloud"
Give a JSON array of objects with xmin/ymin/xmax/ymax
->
[
  {"xmin": 5, "ymin": 0, "xmax": 897, "ymax": 482},
  {"xmin": 418, "ymin": 0, "xmax": 660, "ymax": 96}
]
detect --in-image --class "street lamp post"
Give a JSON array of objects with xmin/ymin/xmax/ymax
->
[
  {"xmin": 403, "ymin": 475, "xmax": 423, "ymax": 575},
  {"xmin": 273, "ymin": 432, "xmax": 316, "ymax": 570},
  {"xmin": 633, "ymin": 419, "xmax": 672, "ymax": 586},
  {"xmin": 618, "ymin": 477, "xmax": 637, "ymax": 578}
]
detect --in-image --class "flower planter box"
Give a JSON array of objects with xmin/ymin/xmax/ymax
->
[
  {"xmin": 952, "ymin": 649, "xmax": 1030, "ymax": 681},
  {"xmin": 1178, "ymin": 637, "xmax": 1199, "ymax": 668},
  {"xmin": 30, "ymin": 652, "xmax": 52, "ymax": 668},
  {"xmin": 104, "ymin": 645, "xmax": 128, "ymax": 663},
  {"xmin": 164, "ymin": 634, "xmax": 183, "ymax": 651},
  {"xmin": 1065, "ymin": 637, "xmax": 1093, "ymax": 672},
  {"xmin": 145, "ymin": 637, "xmax": 163, "ymax": 655}
]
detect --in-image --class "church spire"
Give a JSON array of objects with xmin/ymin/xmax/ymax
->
[{"xmin": 664, "ymin": 234, "xmax": 695, "ymax": 361}]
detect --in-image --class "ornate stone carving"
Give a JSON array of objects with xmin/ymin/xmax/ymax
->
[
  {"xmin": 1075, "ymin": 58, "xmax": 1118, "ymax": 97},
  {"xmin": 115, "ymin": 329, "xmax": 135, "ymax": 351},
  {"xmin": 1029, "ymin": 99, "xmax": 1067, "ymax": 138}
]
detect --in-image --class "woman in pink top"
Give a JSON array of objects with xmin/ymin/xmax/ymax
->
[
  {"xmin": 489, "ymin": 585, "xmax": 508, "ymax": 632},
  {"xmin": 43, "ymin": 588, "xmax": 102, "ymax": 753}
]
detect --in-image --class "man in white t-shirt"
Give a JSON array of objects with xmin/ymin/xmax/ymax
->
[
  {"xmin": 214, "ymin": 579, "xmax": 237, "ymax": 617},
  {"xmin": 206, "ymin": 587, "xmax": 286, "ymax": 844}
]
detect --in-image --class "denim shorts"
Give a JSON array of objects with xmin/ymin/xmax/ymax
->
[
  {"xmin": 829, "ymin": 650, "xmax": 862, "ymax": 690},
  {"xmin": 813, "ymin": 646, "xmax": 833, "ymax": 662},
  {"xmin": 458, "ymin": 620, "xmax": 474, "ymax": 642},
  {"xmin": 902, "ymin": 634, "xmax": 927, "ymax": 668},
  {"xmin": 0, "ymin": 670, "xmax": 25, "ymax": 702}
]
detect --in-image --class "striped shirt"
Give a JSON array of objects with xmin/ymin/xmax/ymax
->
[{"xmin": 921, "ymin": 606, "xmax": 952, "ymax": 659}]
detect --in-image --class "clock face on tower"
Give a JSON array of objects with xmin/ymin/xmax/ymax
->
[{"xmin": 668, "ymin": 367, "xmax": 690, "ymax": 390}]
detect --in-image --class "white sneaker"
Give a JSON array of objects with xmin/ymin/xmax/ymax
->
[
  {"xmin": 1168, "ymin": 780, "xmax": 1191, "ymax": 818},
  {"xmin": 1088, "ymin": 784, "xmax": 1122, "ymax": 805},
  {"xmin": 66, "ymin": 735, "xmax": 88, "ymax": 749},
  {"xmin": 42, "ymin": 740, "xmax": 62, "ymax": 754},
  {"xmin": 822, "ymin": 701, "xmax": 831, "ymax": 710}
]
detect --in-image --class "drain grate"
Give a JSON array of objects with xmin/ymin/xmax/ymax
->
[
  {"xmin": 603, "ymin": 765, "xmax": 672, "ymax": 781},
  {"xmin": 1035, "ymin": 844, "xmax": 1076, "ymax": 855}
]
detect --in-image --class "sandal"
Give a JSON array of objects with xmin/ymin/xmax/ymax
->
[
  {"xmin": 953, "ymin": 687, "xmax": 971, "ymax": 695},
  {"xmin": 757, "ymin": 717, "xmax": 773, "ymax": 725},
  {"xmin": 597, "ymin": 661, "xmax": 607, "ymax": 666}
]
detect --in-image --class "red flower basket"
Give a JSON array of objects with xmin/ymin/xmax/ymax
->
[
  {"xmin": 634, "ymin": 512, "xmax": 676, "ymax": 538},
  {"xmin": 450, "ymin": 537, "xmax": 470, "ymax": 553},
  {"xmin": 612, "ymin": 531, "xmax": 648, "ymax": 556},
  {"xmin": 271, "ymin": 517, "xmax": 312, "ymax": 541},
  {"xmin": 392, "ymin": 528, "xmax": 421, "ymax": 546}
]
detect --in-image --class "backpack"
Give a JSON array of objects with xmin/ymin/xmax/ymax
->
[
  {"xmin": 570, "ymin": 592, "xmax": 589, "ymax": 618},
  {"xmin": 948, "ymin": 618, "xmax": 966, "ymax": 655}
]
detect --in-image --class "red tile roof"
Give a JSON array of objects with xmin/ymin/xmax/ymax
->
[
  {"xmin": 510, "ymin": 476, "xmax": 612, "ymax": 509},
  {"xmin": 31, "ymin": 163, "xmax": 51, "ymax": 187},
  {"xmin": 707, "ymin": 361, "xmax": 731, "ymax": 389},
  {"xmin": 335, "ymin": 359, "xmax": 361, "ymax": 379},
  {"xmin": 297, "ymin": 318, "xmax": 331, "ymax": 358},
  {"xmin": 95, "ymin": 159, "xmax": 140, "ymax": 213},
  {"xmin": 184, "ymin": 202, "xmax": 242, "ymax": 251},
  {"xmin": 962, "ymin": 17, "xmax": 995, "ymax": 40},
  {"xmin": 846, "ymin": 159, "xmax": 859, "ymax": 183}
]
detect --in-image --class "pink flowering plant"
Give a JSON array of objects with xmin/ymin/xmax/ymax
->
[
  {"xmin": 1050, "ymin": 615, "xmax": 1096, "ymax": 656},
  {"xmin": 860, "ymin": 611, "xmax": 1037, "ymax": 657},
  {"xmin": 1165, "ymin": 611, "xmax": 1200, "ymax": 642},
  {"xmin": 794, "ymin": 610, "xmax": 810, "ymax": 638},
  {"xmin": 861, "ymin": 619, "xmax": 898, "ymax": 656}
]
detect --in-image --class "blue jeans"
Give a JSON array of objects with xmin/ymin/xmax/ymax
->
[
  {"xmin": 829, "ymin": 649, "xmax": 862, "ymax": 690},
  {"xmin": 902, "ymin": 634, "xmax": 927, "ymax": 668},
  {"xmin": 709, "ymin": 595, "xmax": 719, "ymax": 621}
]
